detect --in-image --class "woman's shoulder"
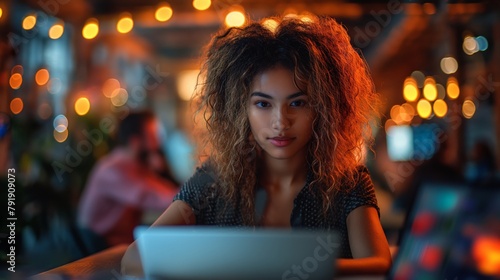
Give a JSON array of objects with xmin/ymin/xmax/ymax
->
[{"xmin": 181, "ymin": 160, "xmax": 219, "ymax": 191}]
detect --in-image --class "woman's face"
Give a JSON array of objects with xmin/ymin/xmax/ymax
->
[{"xmin": 247, "ymin": 65, "xmax": 314, "ymax": 161}]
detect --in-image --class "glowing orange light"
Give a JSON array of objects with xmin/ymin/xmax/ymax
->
[
  {"xmin": 225, "ymin": 11, "xmax": 245, "ymax": 27},
  {"xmin": 417, "ymin": 99, "xmax": 432, "ymax": 119},
  {"xmin": 193, "ymin": 0, "xmax": 211, "ymax": 11},
  {"xmin": 447, "ymin": 77, "xmax": 460, "ymax": 99},
  {"xmin": 10, "ymin": 73, "xmax": 23, "ymax": 89},
  {"xmin": 102, "ymin": 78, "xmax": 121, "ymax": 98},
  {"xmin": 117, "ymin": 14, "xmax": 134, "ymax": 34},
  {"xmin": 433, "ymin": 99, "xmax": 448, "ymax": 118},
  {"xmin": 472, "ymin": 236, "xmax": 500, "ymax": 276},
  {"xmin": 82, "ymin": 18, "xmax": 99, "ymax": 39},
  {"xmin": 10, "ymin": 98, "xmax": 24, "ymax": 114},
  {"xmin": 263, "ymin": 19, "xmax": 278, "ymax": 33},
  {"xmin": 49, "ymin": 22, "xmax": 64, "ymax": 39},
  {"xmin": 156, "ymin": 4, "xmax": 173, "ymax": 22},
  {"xmin": 35, "ymin": 69, "xmax": 50, "ymax": 86},
  {"xmin": 22, "ymin": 15, "xmax": 37, "ymax": 30},
  {"xmin": 75, "ymin": 97, "xmax": 91, "ymax": 116}
]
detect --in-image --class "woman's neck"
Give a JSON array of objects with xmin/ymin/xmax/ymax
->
[{"xmin": 258, "ymin": 152, "xmax": 308, "ymax": 192}]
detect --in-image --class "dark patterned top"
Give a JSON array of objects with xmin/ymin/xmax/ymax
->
[{"xmin": 173, "ymin": 162, "xmax": 379, "ymax": 258}]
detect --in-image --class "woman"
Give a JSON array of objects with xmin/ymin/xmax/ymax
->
[{"xmin": 122, "ymin": 15, "xmax": 391, "ymax": 276}]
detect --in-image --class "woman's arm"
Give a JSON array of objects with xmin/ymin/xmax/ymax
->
[
  {"xmin": 120, "ymin": 200, "xmax": 196, "ymax": 276},
  {"xmin": 336, "ymin": 206, "xmax": 392, "ymax": 276}
]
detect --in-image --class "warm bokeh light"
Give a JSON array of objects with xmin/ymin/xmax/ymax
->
[
  {"xmin": 193, "ymin": 0, "xmax": 211, "ymax": 11},
  {"xmin": 11, "ymin": 65, "xmax": 23, "ymax": 75},
  {"xmin": 433, "ymin": 99, "xmax": 448, "ymax": 118},
  {"xmin": 384, "ymin": 119, "xmax": 397, "ymax": 133},
  {"xmin": 440, "ymin": 57, "xmax": 458, "ymax": 74},
  {"xmin": 390, "ymin": 105, "xmax": 401, "ymax": 121},
  {"xmin": 47, "ymin": 78, "xmax": 62, "ymax": 94},
  {"xmin": 35, "ymin": 69, "xmax": 50, "ymax": 86},
  {"xmin": 403, "ymin": 83, "xmax": 419, "ymax": 102},
  {"xmin": 102, "ymin": 78, "xmax": 121, "ymax": 98},
  {"xmin": 53, "ymin": 114, "xmax": 68, "ymax": 132},
  {"xmin": 177, "ymin": 70, "xmax": 199, "ymax": 101},
  {"xmin": 54, "ymin": 128, "xmax": 69, "ymax": 143},
  {"xmin": 10, "ymin": 98, "xmax": 24, "ymax": 115},
  {"xmin": 472, "ymin": 236, "xmax": 500, "ymax": 276},
  {"xmin": 111, "ymin": 88, "xmax": 129, "ymax": 106},
  {"xmin": 417, "ymin": 99, "xmax": 432, "ymax": 119},
  {"xmin": 447, "ymin": 77, "xmax": 460, "ymax": 99},
  {"xmin": 9, "ymin": 73, "xmax": 23, "ymax": 89},
  {"xmin": 225, "ymin": 11, "xmax": 245, "ymax": 27},
  {"xmin": 0, "ymin": 7, "xmax": 3, "ymax": 19},
  {"xmin": 463, "ymin": 36, "xmax": 478, "ymax": 55},
  {"xmin": 263, "ymin": 19, "xmax": 279, "ymax": 33},
  {"xmin": 299, "ymin": 15, "xmax": 313, "ymax": 23},
  {"xmin": 38, "ymin": 102, "xmax": 52, "ymax": 120},
  {"xmin": 75, "ymin": 97, "xmax": 91, "ymax": 116},
  {"xmin": 423, "ymin": 83, "xmax": 437, "ymax": 101},
  {"xmin": 22, "ymin": 15, "xmax": 37, "ymax": 30},
  {"xmin": 155, "ymin": 4, "xmax": 173, "ymax": 22},
  {"xmin": 400, "ymin": 103, "xmax": 414, "ymax": 123},
  {"xmin": 117, "ymin": 14, "xmax": 134, "ymax": 33},
  {"xmin": 49, "ymin": 22, "xmax": 64, "ymax": 39},
  {"xmin": 401, "ymin": 103, "xmax": 415, "ymax": 117},
  {"xmin": 462, "ymin": 99, "xmax": 476, "ymax": 119},
  {"xmin": 82, "ymin": 18, "xmax": 99, "ymax": 39},
  {"xmin": 410, "ymin": 71, "xmax": 425, "ymax": 88}
]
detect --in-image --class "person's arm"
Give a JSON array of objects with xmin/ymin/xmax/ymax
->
[
  {"xmin": 336, "ymin": 206, "xmax": 392, "ymax": 276},
  {"xmin": 121, "ymin": 200, "xmax": 196, "ymax": 276}
]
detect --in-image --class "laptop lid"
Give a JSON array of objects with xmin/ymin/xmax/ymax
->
[
  {"xmin": 134, "ymin": 226, "xmax": 339, "ymax": 280},
  {"xmin": 389, "ymin": 182, "xmax": 500, "ymax": 279}
]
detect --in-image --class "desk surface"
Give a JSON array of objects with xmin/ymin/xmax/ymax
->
[
  {"xmin": 31, "ymin": 244, "xmax": 128, "ymax": 280},
  {"xmin": 32, "ymin": 245, "xmax": 396, "ymax": 280}
]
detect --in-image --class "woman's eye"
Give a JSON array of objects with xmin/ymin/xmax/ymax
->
[
  {"xmin": 255, "ymin": 101, "xmax": 271, "ymax": 108},
  {"xmin": 290, "ymin": 100, "xmax": 306, "ymax": 107}
]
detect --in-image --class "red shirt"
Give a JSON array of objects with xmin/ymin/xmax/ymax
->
[{"xmin": 78, "ymin": 148, "xmax": 178, "ymax": 246}]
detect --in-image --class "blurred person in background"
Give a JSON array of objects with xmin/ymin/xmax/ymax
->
[{"xmin": 78, "ymin": 110, "xmax": 179, "ymax": 247}]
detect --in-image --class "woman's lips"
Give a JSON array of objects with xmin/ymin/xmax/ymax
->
[{"xmin": 269, "ymin": 137, "xmax": 294, "ymax": 147}]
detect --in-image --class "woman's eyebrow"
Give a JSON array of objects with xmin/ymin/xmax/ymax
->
[{"xmin": 250, "ymin": 92, "xmax": 305, "ymax": 99}]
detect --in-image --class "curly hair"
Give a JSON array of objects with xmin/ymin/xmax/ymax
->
[{"xmin": 195, "ymin": 15, "xmax": 379, "ymax": 225}]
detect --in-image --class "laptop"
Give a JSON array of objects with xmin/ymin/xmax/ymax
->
[
  {"xmin": 134, "ymin": 226, "xmax": 338, "ymax": 280},
  {"xmin": 388, "ymin": 181, "xmax": 500, "ymax": 279}
]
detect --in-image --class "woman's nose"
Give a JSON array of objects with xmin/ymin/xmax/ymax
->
[{"xmin": 271, "ymin": 107, "xmax": 291, "ymax": 131}]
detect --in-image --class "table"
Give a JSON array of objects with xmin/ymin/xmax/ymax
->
[
  {"xmin": 31, "ymin": 244, "xmax": 128, "ymax": 280},
  {"xmin": 31, "ymin": 245, "xmax": 397, "ymax": 279}
]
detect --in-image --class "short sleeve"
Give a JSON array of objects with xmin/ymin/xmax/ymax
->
[
  {"xmin": 342, "ymin": 166, "xmax": 380, "ymax": 217},
  {"xmin": 173, "ymin": 162, "xmax": 218, "ymax": 222}
]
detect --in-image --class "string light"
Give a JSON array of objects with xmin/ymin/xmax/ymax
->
[
  {"xmin": 49, "ymin": 22, "xmax": 64, "ymax": 39},
  {"xmin": 225, "ymin": 10, "xmax": 245, "ymax": 27},
  {"xmin": 117, "ymin": 13, "xmax": 134, "ymax": 34},
  {"xmin": 433, "ymin": 99, "xmax": 448, "ymax": 118},
  {"xmin": 75, "ymin": 97, "xmax": 91, "ymax": 116},
  {"xmin": 193, "ymin": 0, "xmax": 211, "ymax": 11},
  {"xmin": 22, "ymin": 14, "xmax": 37, "ymax": 30},
  {"xmin": 35, "ymin": 69, "xmax": 50, "ymax": 86},
  {"xmin": 417, "ymin": 99, "xmax": 432, "ymax": 119},
  {"xmin": 83, "ymin": 18, "xmax": 99, "ymax": 39},
  {"xmin": 10, "ymin": 98, "xmax": 24, "ymax": 115},
  {"xmin": 155, "ymin": 3, "xmax": 173, "ymax": 22},
  {"xmin": 447, "ymin": 77, "xmax": 460, "ymax": 99},
  {"xmin": 9, "ymin": 73, "xmax": 23, "ymax": 89}
]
